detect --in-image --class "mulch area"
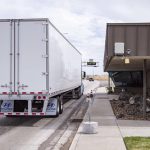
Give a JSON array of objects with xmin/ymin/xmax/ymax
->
[{"xmin": 110, "ymin": 99, "xmax": 150, "ymax": 120}]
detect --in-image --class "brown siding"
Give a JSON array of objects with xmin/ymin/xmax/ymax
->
[
  {"xmin": 137, "ymin": 26, "xmax": 148, "ymax": 55},
  {"xmin": 107, "ymin": 26, "xmax": 114, "ymax": 56},
  {"xmin": 104, "ymin": 23, "xmax": 150, "ymax": 70},
  {"xmin": 114, "ymin": 26, "xmax": 125, "ymax": 43},
  {"xmin": 126, "ymin": 26, "xmax": 137, "ymax": 55}
]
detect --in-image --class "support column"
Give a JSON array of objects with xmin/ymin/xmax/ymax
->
[
  {"xmin": 108, "ymin": 73, "xmax": 110, "ymax": 88},
  {"xmin": 143, "ymin": 59, "xmax": 147, "ymax": 117}
]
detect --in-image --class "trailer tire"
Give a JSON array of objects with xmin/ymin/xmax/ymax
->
[
  {"xmin": 54, "ymin": 99, "xmax": 59, "ymax": 117},
  {"xmin": 59, "ymin": 96, "xmax": 63, "ymax": 114},
  {"xmin": 76, "ymin": 86, "xmax": 82, "ymax": 99}
]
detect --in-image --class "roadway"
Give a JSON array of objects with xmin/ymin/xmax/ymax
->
[{"xmin": 0, "ymin": 80, "xmax": 102, "ymax": 150}]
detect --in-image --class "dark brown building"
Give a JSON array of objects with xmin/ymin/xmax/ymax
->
[
  {"xmin": 104, "ymin": 23, "xmax": 150, "ymax": 115},
  {"xmin": 104, "ymin": 23, "xmax": 150, "ymax": 72}
]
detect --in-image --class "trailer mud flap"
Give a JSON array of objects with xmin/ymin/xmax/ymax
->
[
  {"xmin": 46, "ymin": 98, "xmax": 58, "ymax": 116},
  {"xmin": 1, "ymin": 100, "xmax": 14, "ymax": 112}
]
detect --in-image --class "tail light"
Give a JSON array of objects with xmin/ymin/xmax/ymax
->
[
  {"xmin": 37, "ymin": 96, "xmax": 41, "ymax": 100},
  {"xmin": 43, "ymin": 96, "xmax": 46, "ymax": 99}
]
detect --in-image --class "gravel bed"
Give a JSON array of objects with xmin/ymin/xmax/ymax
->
[{"xmin": 110, "ymin": 99, "xmax": 150, "ymax": 120}]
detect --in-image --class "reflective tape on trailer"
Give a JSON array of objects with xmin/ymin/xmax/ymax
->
[
  {"xmin": 2, "ymin": 92, "xmax": 8, "ymax": 95},
  {"xmin": 22, "ymin": 92, "xmax": 27, "ymax": 95},
  {"xmin": 0, "ymin": 92, "xmax": 48, "ymax": 95},
  {"xmin": 30, "ymin": 92, "xmax": 35, "ymax": 94},
  {"xmin": 0, "ymin": 112, "xmax": 45, "ymax": 116}
]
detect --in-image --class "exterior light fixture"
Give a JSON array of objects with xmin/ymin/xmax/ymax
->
[
  {"xmin": 124, "ymin": 49, "xmax": 132, "ymax": 64},
  {"xmin": 126, "ymin": 49, "xmax": 131, "ymax": 55},
  {"xmin": 114, "ymin": 42, "xmax": 132, "ymax": 64},
  {"xmin": 125, "ymin": 57, "xmax": 130, "ymax": 64}
]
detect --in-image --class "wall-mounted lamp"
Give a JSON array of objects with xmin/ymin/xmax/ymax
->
[
  {"xmin": 124, "ymin": 49, "xmax": 132, "ymax": 64},
  {"xmin": 125, "ymin": 49, "xmax": 132, "ymax": 55},
  {"xmin": 125, "ymin": 57, "xmax": 130, "ymax": 64}
]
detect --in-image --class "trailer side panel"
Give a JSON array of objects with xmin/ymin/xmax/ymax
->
[{"xmin": 49, "ymin": 23, "xmax": 81, "ymax": 94}]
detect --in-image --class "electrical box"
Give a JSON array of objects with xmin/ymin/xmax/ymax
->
[{"xmin": 114, "ymin": 42, "xmax": 124, "ymax": 55}]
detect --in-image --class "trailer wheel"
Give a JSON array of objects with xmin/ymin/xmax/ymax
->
[
  {"xmin": 76, "ymin": 86, "xmax": 82, "ymax": 99},
  {"xmin": 55, "ymin": 99, "xmax": 60, "ymax": 117},
  {"xmin": 59, "ymin": 96, "xmax": 63, "ymax": 114}
]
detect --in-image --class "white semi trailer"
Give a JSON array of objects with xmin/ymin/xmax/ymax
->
[{"xmin": 0, "ymin": 18, "xmax": 83, "ymax": 117}]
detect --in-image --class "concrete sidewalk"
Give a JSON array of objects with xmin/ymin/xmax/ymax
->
[
  {"xmin": 117, "ymin": 120, "xmax": 150, "ymax": 137},
  {"xmin": 69, "ymin": 88, "xmax": 126, "ymax": 150}
]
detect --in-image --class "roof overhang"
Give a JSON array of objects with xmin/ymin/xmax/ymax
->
[{"xmin": 105, "ymin": 56, "xmax": 150, "ymax": 71}]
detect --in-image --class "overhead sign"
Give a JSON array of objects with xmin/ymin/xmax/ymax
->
[
  {"xmin": 87, "ymin": 62, "xmax": 96, "ymax": 66},
  {"xmin": 82, "ymin": 59, "xmax": 99, "ymax": 67}
]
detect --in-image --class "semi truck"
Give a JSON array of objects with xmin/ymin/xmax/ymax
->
[{"xmin": 0, "ymin": 18, "xmax": 83, "ymax": 117}]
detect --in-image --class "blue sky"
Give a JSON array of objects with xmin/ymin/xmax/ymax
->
[{"xmin": 1, "ymin": 0, "xmax": 150, "ymax": 75}]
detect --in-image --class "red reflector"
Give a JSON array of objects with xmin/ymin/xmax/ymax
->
[
  {"xmin": 16, "ymin": 112, "xmax": 20, "ymax": 115},
  {"xmin": 8, "ymin": 113, "xmax": 12, "ymax": 115},
  {"xmin": 32, "ymin": 113, "xmax": 36, "ymax": 115},
  {"xmin": 0, "ymin": 113, "xmax": 4, "ymax": 115},
  {"xmin": 38, "ymin": 92, "xmax": 42, "ymax": 94},
  {"xmin": 37, "ymin": 96, "xmax": 41, "ymax": 99},
  {"xmin": 22, "ymin": 92, "xmax": 26, "ymax": 95},
  {"xmin": 30, "ymin": 92, "xmax": 34, "ymax": 94},
  {"xmin": 24, "ymin": 112, "xmax": 28, "ymax": 115},
  {"xmin": 40, "ymin": 113, "xmax": 44, "ymax": 115},
  {"xmin": 43, "ymin": 96, "xmax": 46, "ymax": 99},
  {"xmin": 2, "ymin": 92, "xmax": 7, "ymax": 95}
]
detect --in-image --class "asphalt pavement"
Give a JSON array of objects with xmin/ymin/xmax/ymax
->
[{"xmin": 0, "ymin": 80, "xmax": 100, "ymax": 150}]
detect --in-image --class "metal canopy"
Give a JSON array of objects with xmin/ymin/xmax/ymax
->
[
  {"xmin": 104, "ymin": 23, "xmax": 150, "ymax": 72},
  {"xmin": 106, "ymin": 56, "xmax": 150, "ymax": 71}
]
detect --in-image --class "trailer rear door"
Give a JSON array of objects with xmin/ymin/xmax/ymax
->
[
  {"xmin": 16, "ymin": 20, "xmax": 48, "ymax": 93},
  {"xmin": 0, "ymin": 21, "xmax": 14, "ymax": 93}
]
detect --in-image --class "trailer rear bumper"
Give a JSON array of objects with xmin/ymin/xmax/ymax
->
[
  {"xmin": 0, "ymin": 94, "xmax": 48, "ymax": 101},
  {"xmin": 0, "ymin": 112, "xmax": 45, "ymax": 116},
  {"xmin": 0, "ymin": 95, "xmax": 34, "ymax": 100},
  {"xmin": 0, "ymin": 97, "xmax": 59, "ymax": 117}
]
